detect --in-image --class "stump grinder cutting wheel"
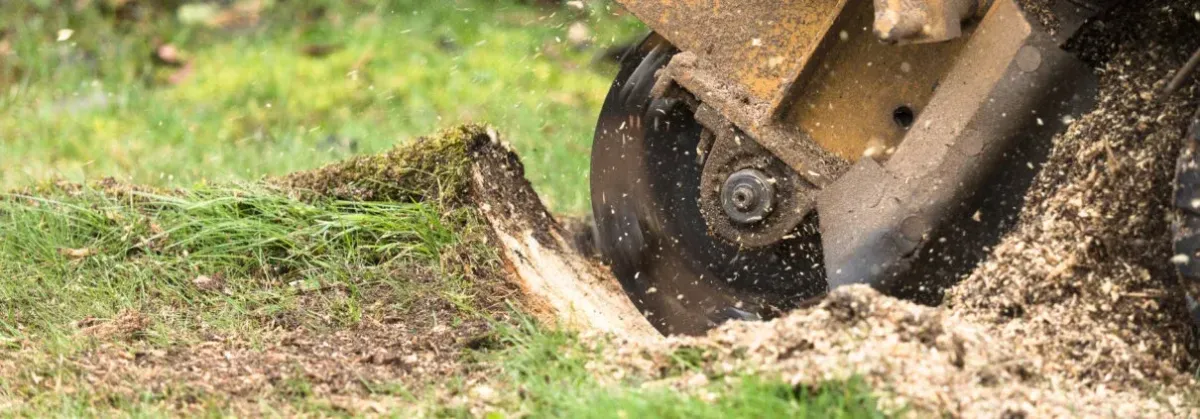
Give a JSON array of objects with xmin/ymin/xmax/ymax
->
[{"xmin": 588, "ymin": 0, "xmax": 1161, "ymax": 335}]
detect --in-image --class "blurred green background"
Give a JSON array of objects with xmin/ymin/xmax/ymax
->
[{"xmin": 0, "ymin": 0, "xmax": 644, "ymax": 214}]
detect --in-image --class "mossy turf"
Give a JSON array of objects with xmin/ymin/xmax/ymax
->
[{"xmin": 280, "ymin": 124, "xmax": 486, "ymax": 203}]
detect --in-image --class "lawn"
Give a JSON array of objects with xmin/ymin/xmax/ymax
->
[
  {"xmin": 0, "ymin": 1, "xmax": 886, "ymax": 417},
  {"xmin": 0, "ymin": 0, "xmax": 641, "ymax": 214}
]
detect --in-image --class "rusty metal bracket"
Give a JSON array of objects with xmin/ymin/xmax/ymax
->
[{"xmin": 651, "ymin": 51, "xmax": 848, "ymax": 189}]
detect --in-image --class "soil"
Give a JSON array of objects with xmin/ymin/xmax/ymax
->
[
  {"xmin": 6, "ymin": 278, "xmax": 515, "ymax": 415},
  {"xmin": 72, "ymin": 321, "xmax": 493, "ymax": 414}
]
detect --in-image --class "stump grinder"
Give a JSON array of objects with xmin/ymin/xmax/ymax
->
[{"xmin": 589, "ymin": 0, "xmax": 1200, "ymax": 334}]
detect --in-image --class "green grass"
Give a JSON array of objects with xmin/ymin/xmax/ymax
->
[
  {"xmin": 0, "ymin": 131, "xmax": 501, "ymax": 415},
  {"xmin": 0, "ymin": 182, "xmax": 479, "ymax": 346},
  {"xmin": 0, "ymin": 0, "xmax": 643, "ymax": 214},
  {"xmin": 0, "ymin": 125, "xmax": 496, "ymax": 345},
  {"xmin": 472, "ymin": 318, "xmax": 886, "ymax": 419}
]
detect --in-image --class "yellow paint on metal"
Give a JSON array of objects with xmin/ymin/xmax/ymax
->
[
  {"xmin": 617, "ymin": 0, "xmax": 846, "ymax": 106},
  {"xmin": 616, "ymin": 0, "xmax": 975, "ymax": 162},
  {"xmin": 783, "ymin": 0, "xmax": 968, "ymax": 160}
]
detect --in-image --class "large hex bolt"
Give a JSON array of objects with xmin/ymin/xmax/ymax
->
[{"xmin": 721, "ymin": 169, "xmax": 775, "ymax": 225}]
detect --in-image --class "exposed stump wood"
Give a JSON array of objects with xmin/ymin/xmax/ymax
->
[{"xmin": 466, "ymin": 129, "xmax": 661, "ymax": 341}]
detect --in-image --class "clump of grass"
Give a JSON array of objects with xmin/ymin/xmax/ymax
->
[{"xmin": 280, "ymin": 124, "xmax": 490, "ymax": 203}]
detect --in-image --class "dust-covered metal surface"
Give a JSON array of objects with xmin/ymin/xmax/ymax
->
[
  {"xmin": 617, "ymin": 0, "xmax": 847, "ymax": 110},
  {"xmin": 782, "ymin": 0, "xmax": 970, "ymax": 161},
  {"xmin": 696, "ymin": 123, "xmax": 817, "ymax": 248},
  {"xmin": 619, "ymin": 0, "xmax": 981, "ymax": 167},
  {"xmin": 817, "ymin": 0, "xmax": 1098, "ymax": 296}
]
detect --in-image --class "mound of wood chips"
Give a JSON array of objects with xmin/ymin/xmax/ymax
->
[
  {"xmin": 595, "ymin": 286, "xmax": 1194, "ymax": 416},
  {"xmin": 947, "ymin": 0, "xmax": 1200, "ymax": 390}
]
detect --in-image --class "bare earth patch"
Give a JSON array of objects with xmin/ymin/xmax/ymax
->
[{"xmin": 71, "ymin": 321, "xmax": 491, "ymax": 415}]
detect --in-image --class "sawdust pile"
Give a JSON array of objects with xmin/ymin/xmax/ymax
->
[
  {"xmin": 947, "ymin": 0, "xmax": 1200, "ymax": 388},
  {"xmin": 594, "ymin": 286, "xmax": 1191, "ymax": 416},
  {"xmin": 584, "ymin": 1, "xmax": 1200, "ymax": 416}
]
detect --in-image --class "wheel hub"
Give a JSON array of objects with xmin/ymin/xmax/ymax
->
[{"xmin": 721, "ymin": 169, "xmax": 774, "ymax": 224}]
